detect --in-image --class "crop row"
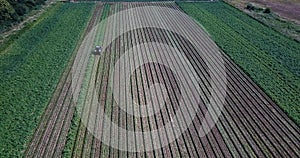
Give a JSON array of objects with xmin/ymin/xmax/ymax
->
[
  {"xmin": 62, "ymin": 3, "xmax": 111, "ymax": 158},
  {"xmin": 55, "ymin": 2, "xmax": 300, "ymax": 157},
  {"xmin": 194, "ymin": 2, "xmax": 300, "ymax": 77},
  {"xmin": 178, "ymin": 2, "xmax": 300, "ymax": 125},
  {"xmin": 0, "ymin": 2, "xmax": 94, "ymax": 157}
]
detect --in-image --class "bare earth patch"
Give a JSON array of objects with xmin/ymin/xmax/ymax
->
[
  {"xmin": 225, "ymin": 0, "xmax": 300, "ymax": 41},
  {"xmin": 251, "ymin": 0, "xmax": 300, "ymax": 24},
  {"xmin": 226, "ymin": 0, "xmax": 300, "ymax": 24}
]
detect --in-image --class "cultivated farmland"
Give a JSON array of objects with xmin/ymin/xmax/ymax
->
[
  {"xmin": 0, "ymin": 3, "xmax": 94, "ymax": 156},
  {"xmin": 20, "ymin": 2, "xmax": 300, "ymax": 157},
  {"xmin": 179, "ymin": 1, "xmax": 300, "ymax": 125},
  {"xmin": 0, "ymin": 1, "xmax": 299, "ymax": 158}
]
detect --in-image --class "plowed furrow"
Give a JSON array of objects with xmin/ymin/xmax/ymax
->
[
  {"xmin": 27, "ymin": 2, "xmax": 300, "ymax": 157},
  {"xmin": 24, "ymin": 3, "xmax": 103, "ymax": 157}
]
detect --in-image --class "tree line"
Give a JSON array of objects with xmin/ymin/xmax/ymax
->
[{"xmin": 0, "ymin": 0, "xmax": 46, "ymax": 32}]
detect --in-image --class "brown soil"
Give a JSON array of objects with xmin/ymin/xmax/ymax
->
[
  {"xmin": 25, "ymin": 2, "xmax": 300, "ymax": 157},
  {"xmin": 227, "ymin": 0, "xmax": 300, "ymax": 24},
  {"xmin": 252, "ymin": 0, "xmax": 300, "ymax": 24},
  {"xmin": 24, "ymin": 3, "xmax": 104, "ymax": 157}
]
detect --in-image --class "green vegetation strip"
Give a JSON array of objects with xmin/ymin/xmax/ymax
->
[
  {"xmin": 198, "ymin": 2, "xmax": 300, "ymax": 77},
  {"xmin": 0, "ymin": 2, "xmax": 94, "ymax": 157},
  {"xmin": 62, "ymin": 4, "xmax": 111, "ymax": 158},
  {"xmin": 178, "ymin": 2, "xmax": 300, "ymax": 125}
]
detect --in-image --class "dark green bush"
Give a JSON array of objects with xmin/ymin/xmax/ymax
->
[
  {"xmin": 246, "ymin": 3, "xmax": 255, "ymax": 10},
  {"xmin": 264, "ymin": 8, "xmax": 271, "ymax": 13},
  {"xmin": 14, "ymin": 3, "xmax": 29, "ymax": 16}
]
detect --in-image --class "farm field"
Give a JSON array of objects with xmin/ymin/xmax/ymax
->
[
  {"xmin": 0, "ymin": 1, "xmax": 299, "ymax": 157},
  {"xmin": 223, "ymin": 0, "xmax": 300, "ymax": 42},
  {"xmin": 0, "ymin": 2, "xmax": 95, "ymax": 157},
  {"xmin": 23, "ymin": 2, "xmax": 300, "ymax": 157},
  {"xmin": 179, "ymin": 1, "xmax": 300, "ymax": 125}
]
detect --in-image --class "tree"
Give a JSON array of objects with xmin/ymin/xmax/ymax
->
[
  {"xmin": 264, "ymin": 8, "xmax": 271, "ymax": 13},
  {"xmin": 0, "ymin": 0, "xmax": 16, "ymax": 21},
  {"xmin": 14, "ymin": 3, "xmax": 29, "ymax": 16},
  {"xmin": 0, "ymin": 0, "xmax": 46, "ymax": 32}
]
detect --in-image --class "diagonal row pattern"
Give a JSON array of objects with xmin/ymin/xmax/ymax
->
[{"xmin": 26, "ymin": 2, "xmax": 300, "ymax": 157}]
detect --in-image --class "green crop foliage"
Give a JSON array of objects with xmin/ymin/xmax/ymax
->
[
  {"xmin": 193, "ymin": 2, "xmax": 300, "ymax": 77},
  {"xmin": 62, "ymin": 4, "xmax": 111, "ymax": 158},
  {"xmin": 178, "ymin": 2, "xmax": 300, "ymax": 125},
  {"xmin": 0, "ymin": 2, "xmax": 94, "ymax": 157}
]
